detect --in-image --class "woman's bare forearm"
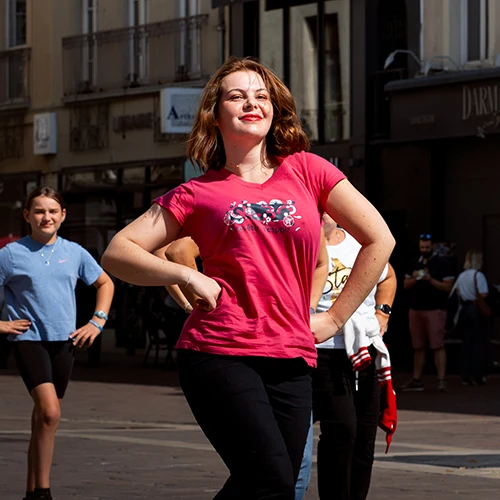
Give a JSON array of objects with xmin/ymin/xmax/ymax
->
[
  {"xmin": 155, "ymin": 238, "xmax": 199, "ymax": 309},
  {"xmin": 102, "ymin": 235, "xmax": 193, "ymax": 287},
  {"xmin": 94, "ymin": 279, "xmax": 115, "ymax": 317},
  {"xmin": 374, "ymin": 264, "xmax": 397, "ymax": 306},
  {"xmin": 324, "ymin": 180, "xmax": 395, "ymax": 328}
]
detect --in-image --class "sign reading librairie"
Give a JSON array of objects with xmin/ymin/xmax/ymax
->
[{"xmin": 160, "ymin": 88, "xmax": 203, "ymax": 134}]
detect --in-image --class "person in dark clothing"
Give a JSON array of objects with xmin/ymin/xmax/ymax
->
[
  {"xmin": 402, "ymin": 234, "xmax": 455, "ymax": 392},
  {"xmin": 455, "ymin": 249, "xmax": 490, "ymax": 385}
]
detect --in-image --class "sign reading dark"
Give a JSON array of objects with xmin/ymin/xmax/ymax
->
[{"xmin": 462, "ymin": 84, "xmax": 500, "ymax": 120}]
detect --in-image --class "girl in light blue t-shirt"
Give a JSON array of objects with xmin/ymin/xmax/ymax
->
[{"xmin": 0, "ymin": 187, "xmax": 114, "ymax": 500}]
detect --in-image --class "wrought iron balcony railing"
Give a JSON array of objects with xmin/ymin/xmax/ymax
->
[
  {"xmin": 62, "ymin": 15, "xmax": 208, "ymax": 97},
  {"xmin": 0, "ymin": 48, "xmax": 31, "ymax": 107}
]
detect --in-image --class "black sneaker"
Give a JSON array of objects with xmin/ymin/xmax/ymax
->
[
  {"xmin": 400, "ymin": 378, "xmax": 424, "ymax": 391},
  {"xmin": 33, "ymin": 490, "xmax": 52, "ymax": 500}
]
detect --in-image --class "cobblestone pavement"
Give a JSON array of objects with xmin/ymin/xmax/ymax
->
[{"xmin": 1, "ymin": 352, "xmax": 499, "ymax": 500}]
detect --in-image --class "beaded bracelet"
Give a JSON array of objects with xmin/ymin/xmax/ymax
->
[{"xmin": 88, "ymin": 319, "xmax": 103, "ymax": 332}]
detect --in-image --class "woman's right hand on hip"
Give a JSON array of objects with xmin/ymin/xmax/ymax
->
[{"xmin": 185, "ymin": 272, "xmax": 222, "ymax": 311}]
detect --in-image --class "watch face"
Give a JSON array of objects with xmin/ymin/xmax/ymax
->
[{"xmin": 377, "ymin": 304, "xmax": 392, "ymax": 314}]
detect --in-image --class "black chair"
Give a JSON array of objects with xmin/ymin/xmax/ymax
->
[{"xmin": 142, "ymin": 306, "xmax": 185, "ymax": 368}]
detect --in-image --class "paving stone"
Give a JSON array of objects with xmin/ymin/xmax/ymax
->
[{"xmin": 1, "ymin": 353, "xmax": 499, "ymax": 499}]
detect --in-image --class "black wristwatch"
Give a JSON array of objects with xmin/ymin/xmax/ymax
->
[{"xmin": 375, "ymin": 304, "xmax": 392, "ymax": 315}]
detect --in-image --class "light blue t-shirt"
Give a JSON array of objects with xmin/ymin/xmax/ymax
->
[{"xmin": 0, "ymin": 236, "xmax": 102, "ymax": 342}]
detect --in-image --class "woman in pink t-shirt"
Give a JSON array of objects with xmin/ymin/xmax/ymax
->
[{"xmin": 102, "ymin": 57, "xmax": 394, "ymax": 499}]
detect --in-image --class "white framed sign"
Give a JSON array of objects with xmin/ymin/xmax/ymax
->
[
  {"xmin": 34, "ymin": 113, "xmax": 57, "ymax": 155},
  {"xmin": 160, "ymin": 87, "xmax": 203, "ymax": 134}
]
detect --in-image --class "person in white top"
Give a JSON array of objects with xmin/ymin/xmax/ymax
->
[
  {"xmin": 455, "ymin": 249, "xmax": 489, "ymax": 385},
  {"xmin": 297, "ymin": 214, "xmax": 397, "ymax": 500}
]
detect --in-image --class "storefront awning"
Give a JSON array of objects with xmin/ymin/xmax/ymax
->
[{"xmin": 385, "ymin": 68, "xmax": 500, "ymax": 142}]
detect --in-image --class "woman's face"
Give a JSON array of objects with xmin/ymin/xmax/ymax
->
[
  {"xmin": 216, "ymin": 70, "xmax": 273, "ymax": 146},
  {"xmin": 24, "ymin": 195, "xmax": 66, "ymax": 241}
]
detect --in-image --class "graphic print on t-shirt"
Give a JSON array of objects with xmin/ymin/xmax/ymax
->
[
  {"xmin": 326, "ymin": 257, "xmax": 352, "ymax": 303},
  {"xmin": 223, "ymin": 199, "xmax": 302, "ymax": 232}
]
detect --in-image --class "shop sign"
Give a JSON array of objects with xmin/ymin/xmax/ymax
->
[
  {"xmin": 112, "ymin": 113, "xmax": 153, "ymax": 133},
  {"xmin": 34, "ymin": 113, "xmax": 57, "ymax": 155},
  {"xmin": 462, "ymin": 84, "xmax": 500, "ymax": 120},
  {"xmin": 388, "ymin": 77, "xmax": 500, "ymax": 141},
  {"xmin": 409, "ymin": 114, "xmax": 435, "ymax": 125},
  {"xmin": 160, "ymin": 87, "xmax": 203, "ymax": 134}
]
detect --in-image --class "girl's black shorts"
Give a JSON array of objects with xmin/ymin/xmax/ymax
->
[{"xmin": 12, "ymin": 340, "xmax": 76, "ymax": 398}]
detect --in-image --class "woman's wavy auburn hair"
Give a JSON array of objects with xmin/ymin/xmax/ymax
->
[{"xmin": 187, "ymin": 57, "xmax": 309, "ymax": 171}]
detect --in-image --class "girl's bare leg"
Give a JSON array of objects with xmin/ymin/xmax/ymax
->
[
  {"xmin": 26, "ymin": 406, "xmax": 37, "ymax": 492},
  {"xmin": 27, "ymin": 383, "xmax": 61, "ymax": 490}
]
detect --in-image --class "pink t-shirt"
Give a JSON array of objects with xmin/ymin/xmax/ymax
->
[{"xmin": 155, "ymin": 151, "xmax": 346, "ymax": 367}]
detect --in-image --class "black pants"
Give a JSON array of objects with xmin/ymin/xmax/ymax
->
[
  {"xmin": 459, "ymin": 302, "xmax": 489, "ymax": 382},
  {"xmin": 312, "ymin": 348, "xmax": 380, "ymax": 500},
  {"xmin": 12, "ymin": 341, "xmax": 75, "ymax": 398},
  {"xmin": 177, "ymin": 350, "xmax": 312, "ymax": 500}
]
